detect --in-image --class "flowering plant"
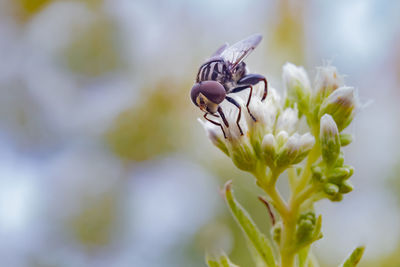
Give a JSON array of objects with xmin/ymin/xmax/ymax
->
[{"xmin": 200, "ymin": 63, "xmax": 364, "ymax": 267}]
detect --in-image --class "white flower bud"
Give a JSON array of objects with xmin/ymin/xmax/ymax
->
[
  {"xmin": 318, "ymin": 87, "xmax": 356, "ymax": 131},
  {"xmin": 276, "ymin": 131, "xmax": 289, "ymax": 147},
  {"xmin": 274, "ymin": 132, "xmax": 314, "ymax": 167},
  {"xmin": 314, "ymin": 65, "xmax": 344, "ymax": 103},
  {"xmin": 282, "ymin": 62, "xmax": 311, "ymax": 114},
  {"xmin": 276, "ymin": 133, "xmax": 301, "ymax": 167},
  {"xmin": 286, "ymin": 133, "xmax": 301, "ymax": 154},
  {"xmin": 245, "ymin": 88, "xmax": 280, "ymax": 132},
  {"xmin": 262, "ymin": 133, "xmax": 276, "ymax": 167},
  {"xmin": 299, "ymin": 133, "xmax": 315, "ymax": 152},
  {"xmin": 275, "ymin": 107, "xmax": 299, "ymax": 135},
  {"xmin": 262, "ymin": 133, "xmax": 276, "ymax": 153},
  {"xmin": 293, "ymin": 133, "xmax": 316, "ymax": 164},
  {"xmin": 320, "ymin": 114, "xmax": 340, "ymax": 166}
]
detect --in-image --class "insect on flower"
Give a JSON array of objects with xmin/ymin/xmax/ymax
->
[{"xmin": 190, "ymin": 34, "xmax": 268, "ymax": 138}]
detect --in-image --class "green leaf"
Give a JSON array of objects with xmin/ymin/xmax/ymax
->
[
  {"xmin": 206, "ymin": 253, "xmax": 239, "ymax": 267},
  {"xmin": 248, "ymin": 243, "xmax": 269, "ymax": 267},
  {"xmin": 206, "ymin": 256, "xmax": 221, "ymax": 267},
  {"xmin": 224, "ymin": 181, "xmax": 277, "ymax": 267},
  {"xmin": 340, "ymin": 246, "xmax": 365, "ymax": 267},
  {"xmin": 219, "ymin": 254, "xmax": 239, "ymax": 267}
]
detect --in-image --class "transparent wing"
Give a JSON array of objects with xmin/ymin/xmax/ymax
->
[
  {"xmin": 211, "ymin": 43, "xmax": 229, "ymax": 57},
  {"xmin": 220, "ymin": 34, "xmax": 262, "ymax": 71}
]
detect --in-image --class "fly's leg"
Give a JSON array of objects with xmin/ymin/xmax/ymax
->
[
  {"xmin": 228, "ymin": 85, "xmax": 257, "ymax": 122},
  {"xmin": 217, "ymin": 106, "xmax": 229, "ymax": 128},
  {"xmin": 225, "ymin": 96, "xmax": 243, "ymax": 135},
  {"xmin": 237, "ymin": 73, "xmax": 268, "ymax": 101},
  {"xmin": 204, "ymin": 113, "xmax": 226, "ymax": 139}
]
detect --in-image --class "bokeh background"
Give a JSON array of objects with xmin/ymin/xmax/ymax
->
[{"xmin": 0, "ymin": 0, "xmax": 400, "ymax": 266}]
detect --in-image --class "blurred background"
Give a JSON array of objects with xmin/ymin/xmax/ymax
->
[{"xmin": 0, "ymin": 0, "xmax": 399, "ymax": 266}]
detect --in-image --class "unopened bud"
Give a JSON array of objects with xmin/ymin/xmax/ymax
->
[
  {"xmin": 282, "ymin": 62, "xmax": 311, "ymax": 114},
  {"xmin": 262, "ymin": 134, "xmax": 276, "ymax": 154},
  {"xmin": 276, "ymin": 133, "xmax": 315, "ymax": 167},
  {"xmin": 275, "ymin": 107, "xmax": 299, "ymax": 135},
  {"xmin": 344, "ymin": 165, "xmax": 354, "ymax": 177},
  {"xmin": 319, "ymin": 87, "xmax": 356, "ymax": 131},
  {"xmin": 340, "ymin": 133, "xmax": 353, "ymax": 146},
  {"xmin": 272, "ymin": 222, "xmax": 282, "ymax": 244},
  {"xmin": 320, "ymin": 114, "xmax": 341, "ymax": 167},
  {"xmin": 262, "ymin": 133, "xmax": 276, "ymax": 166},
  {"xmin": 339, "ymin": 180, "xmax": 354, "ymax": 194},
  {"xmin": 314, "ymin": 65, "xmax": 344, "ymax": 103},
  {"xmin": 331, "ymin": 193, "xmax": 343, "ymax": 202},
  {"xmin": 328, "ymin": 167, "xmax": 350, "ymax": 184},
  {"xmin": 276, "ymin": 131, "xmax": 289, "ymax": 147},
  {"xmin": 296, "ymin": 212, "xmax": 316, "ymax": 244},
  {"xmin": 311, "ymin": 166, "xmax": 324, "ymax": 182},
  {"xmin": 335, "ymin": 153, "xmax": 345, "ymax": 167},
  {"xmin": 324, "ymin": 183, "xmax": 339, "ymax": 196}
]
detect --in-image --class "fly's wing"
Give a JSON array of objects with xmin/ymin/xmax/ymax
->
[
  {"xmin": 211, "ymin": 43, "xmax": 229, "ymax": 57},
  {"xmin": 220, "ymin": 34, "xmax": 262, "ymax": 71}
]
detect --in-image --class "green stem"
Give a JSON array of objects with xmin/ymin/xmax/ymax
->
[
  {"xmin": 256, "ymin": 169, "xmax": 288, "ymax": 218},
  {"xmin": 288, "ymin": 167, "xmax": 297, "ymax": 193},
  {"xmin": 280, "ymin": 210, "xmax": 297, "ymax": 267},
  {"xmin": 255, "ymin": 163, "xmax": 318, "ymax": 267},
  {"xmin": 295, "ymin": 142, "xmax": 320, "ymax": 195}
]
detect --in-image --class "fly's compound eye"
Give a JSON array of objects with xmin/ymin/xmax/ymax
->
[
  {"xmin": 191, "ymin": 81, "xmax": 226, "ymax": 106},
  {"xmin": 199, "ymin": 97, "xmax": 205, "ymax": 106}
]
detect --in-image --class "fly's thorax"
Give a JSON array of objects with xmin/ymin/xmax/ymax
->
[
  {"xmin": 224, "ymin": 81, "xmax": 238, "ymax": 92},
  {"xmin": 231, "ymin": 62, "xmax": 247, "ymax": 82},
  {"xmin": 197, "ymin": 59, "xmax": 231, "ymax": 84}
]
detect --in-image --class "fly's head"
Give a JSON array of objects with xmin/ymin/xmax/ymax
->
[{"xmin": 191, "ymin": 81, "xmax": 226, "ymax": 114}]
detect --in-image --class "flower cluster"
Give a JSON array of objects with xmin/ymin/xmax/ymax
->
[
  {"xmin": 200, "ymin": 62, "xmax": 363, "ymax": 267},
  {"xmin": 201, "ymin": 63, "xmax": 356, "ymax": 179},
  {"xmin": 199, "ymin": 87, "xmax": 316, "ymax": 175}
]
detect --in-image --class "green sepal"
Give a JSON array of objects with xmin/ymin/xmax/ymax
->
[
  {"xmin": 224, "ymin": 181, "xmax": 277, "ymax": 267},
  {"xmin": 327, "ymin": 167, "xmax": 350, "ymax": 184},
  {"xmin": 339, "ymin": 181, "xmax": 354, "ymax": 194},
  {"xmin": 340, "ymin": 246, "xmax": 365, "ymax": 267},
  {"xmin": 324, "ymin": 183, "xmax": 339, "ymax": 196}
]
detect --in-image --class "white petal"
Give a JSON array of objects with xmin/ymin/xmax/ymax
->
[
  {"xmin": 262, "ymin": 133, "xmax": 276, "ymax": 151},
  {"xmin": 276, "ymin": 130, "xmax": 289, "ymax": 147},
  {"xmin": 198, "ymin": 118, "xmax": 224, "ymax": 144},
  {"xmin": 320, "ymin": 114, "xmax": 339, "ymax": 138},
  {"xmin": 299, "ymin": 133, "xmax": 315, "ymax": 152},
  {"xmin": 285, "ymin": 133, "xmax": 301, "ymax": 153},
  {"xmin": 325, "ymin": 86, "xmax": 355, "ymax": 107},
  {"xmin": 314, "ymin": 65, "xmax": 344, "ymax": 94},
  {"xmin": 275, "ymin": 107, "xmax": 299, "ymax": 135},
  {"xmin": 282, "ymin": 62, "xmax": 311, "ymax": 92}
]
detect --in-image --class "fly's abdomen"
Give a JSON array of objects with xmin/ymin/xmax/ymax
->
[{"xmin": 197, "ymin": 59, "xmax": 230, "ymax": 84}]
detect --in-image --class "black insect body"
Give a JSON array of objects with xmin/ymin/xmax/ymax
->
[{"xmin": 190, "ymin": 34, "xmax": 268, "ymax": 138}]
